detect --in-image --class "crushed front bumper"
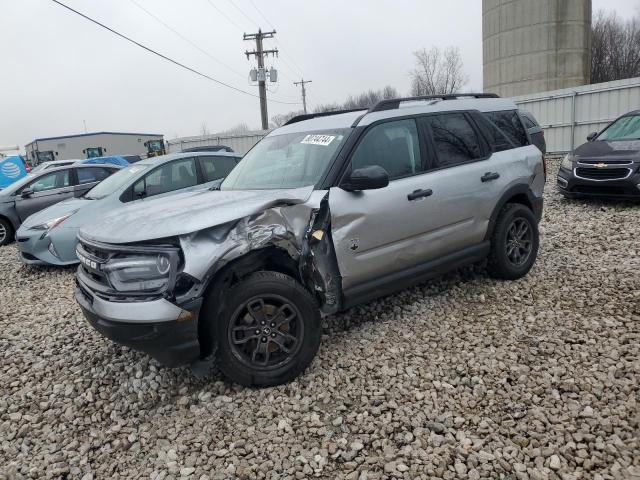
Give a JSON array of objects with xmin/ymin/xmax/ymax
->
[{"xmin": 75, "ymin": 277, "xmax": 201, "ymax": 367}]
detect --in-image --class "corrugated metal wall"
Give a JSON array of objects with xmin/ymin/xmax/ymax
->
[
  {"xmin": 166, "ymin": 131, "xmax": 270, "ymax": 156},
  {"xmin": 512, "ymin": 77, "xmax": 640, "ymax": 153}
]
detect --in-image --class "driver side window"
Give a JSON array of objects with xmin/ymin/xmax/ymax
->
[{"xmin": 351, "ymin": 119, "xmax": 422, "ymax": 180}]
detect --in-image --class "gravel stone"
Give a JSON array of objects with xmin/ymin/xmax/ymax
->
[{"xmin": 0, "ymin": 158, "xmax": 638, "ymax": 478}]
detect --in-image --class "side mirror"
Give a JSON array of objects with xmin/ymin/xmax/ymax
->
[
  {"xmin": 340, "ymin": 165, "xmax": 389, "ymax": 191},
  {"xmin": 587, "ymin": 131, "xmax": 598, "ymax": 142},
  {"xmin": 21, "ymin": 188, "xmax": 34, "ymax": 198}
]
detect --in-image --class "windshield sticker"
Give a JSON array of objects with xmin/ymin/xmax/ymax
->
[{"xmin": 301, "ymin": 134, "xmax": 336, "ymax": 146}]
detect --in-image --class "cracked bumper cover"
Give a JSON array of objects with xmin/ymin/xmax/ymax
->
[{"xmin": 75, "ymin": 278, "xmax": 201, "ymax": 367}]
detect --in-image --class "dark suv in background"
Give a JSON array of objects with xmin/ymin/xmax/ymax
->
[{"xmin": 557, "ymin": 110, "xmax": 640, "ymax": 199}]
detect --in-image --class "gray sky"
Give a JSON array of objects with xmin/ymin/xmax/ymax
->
[{"xmin": 1, "ymin": 0, "xmax": 638, "ymax": 148}]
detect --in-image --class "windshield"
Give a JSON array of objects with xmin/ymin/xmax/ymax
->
[
  {"xmin": 221, "ymin": 130, "xmax": 348, "ymax": 190},
  {"xmin": 31, "ymin": 164, "xmax": 48, "ymax": 174},
  {"xmin": 84, "ymin": 164, "xmax": 150, "ymax": 200},
  {"xmin": 598, "ymin": 115, "xmax": 640, "ymax": 141}
]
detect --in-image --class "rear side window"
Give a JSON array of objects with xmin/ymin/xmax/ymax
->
[
  {"xmin": 199, "ymin": 156, "xmax": 238, "ymax": 182},
  {"xmin": 76, "ymin": 167, "xmax": 112, "ymax": 185},
  {"xmin": 134, "ymin": 158, "xmax": 197, "ymax": 198},
  {"xmin": 351, "ymin": 119, "xmax": 422, "ymax": 179},
  {"xmin": 424, "ymin": 113, "xmax": 483, "ymax": 168},
  {"xmin": 484, "ymin": 110, "xmax": 529, "ymax": 147}
]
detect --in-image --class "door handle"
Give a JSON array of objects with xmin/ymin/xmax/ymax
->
[
  {"xmin": 407, "ymin": 188, "xmax": 433, "ymax": 201},
  {"xmin": 58, "ymin": 190, "xmax": 72, "ymax": 194},
  {"xmin": 481, "ymin": 172, "xmax": 500, "ymax": 182}
]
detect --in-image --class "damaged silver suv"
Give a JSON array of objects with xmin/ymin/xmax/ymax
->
[{"xmin": 75, "ymin": 94, "xmax": 545, "ymax": 387}]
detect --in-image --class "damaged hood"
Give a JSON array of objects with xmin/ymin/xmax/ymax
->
[{"xmin": 79, "ymin": 186, "xmax": 315, "ymax": 244}]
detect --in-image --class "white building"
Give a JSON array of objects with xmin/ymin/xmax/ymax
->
[{"xmin": 25, "ymin": 131, "xmax": 164, "ymax": 164}]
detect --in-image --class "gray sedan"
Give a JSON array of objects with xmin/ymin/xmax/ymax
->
[
  {"xmin": 15, "ymin": 151, "xmax": 241, "ymax": 265},
  {"xmin": 0, "ymin": 164, "xmax": 120, "ymax": 245}
]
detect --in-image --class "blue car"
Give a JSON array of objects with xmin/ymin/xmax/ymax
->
[
  {"xmin": 0, "ymin": 156, "xmax": 29, "ymax": 189},
  {"xmin": 78, "ymin": 156, "xmax": 130, "ymax": 167}
]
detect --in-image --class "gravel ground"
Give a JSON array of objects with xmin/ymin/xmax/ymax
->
[{"xmin": 1, "ymin": 159, "xmax": 639, "ymax": 480}]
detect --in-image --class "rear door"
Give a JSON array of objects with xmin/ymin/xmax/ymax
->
[
  {"xmin": 73, "ymin": 167, "xmax": 115, "ymax": 197},
  {"xmin": 415, "ymin": 112, "xmax": 509, "ymax": 253},
  {"xmin": 15, "ymin": 169, "xmax": 74, "ymax": 221}
]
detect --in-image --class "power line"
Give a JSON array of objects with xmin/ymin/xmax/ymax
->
[
  {"xmin": 244, "ymin": 0, "xmax": 306, "ymax": 76},
  {"xmin": 204, "ymin": 0, "xmax": 306, "ymax": 101},
  {"xmin": 129, "ymin": 0, "xmax": 246, "ymax": 80},
  {"xmin": 50, "ymin": 0, "xmax": 301, "ymax": 105},
  {"xmin": 246, "ymin": 0, "xmax": 275, "ymax": 30},
  {"xmin": 225, "ymin": 0, "xmax": 259, "ymax": 30},
  {"xmin": 204, "ymin": 0, "xmax": 245, "ymax": 32}
]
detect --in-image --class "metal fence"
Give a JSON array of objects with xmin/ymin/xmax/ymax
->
[
  {"xmin": 512, "ymin": 77, "xmax": 640, "ymax": 154},
  {"xmin": 166, "ymin": 131, "xmax": 269, "ymax": 156}
]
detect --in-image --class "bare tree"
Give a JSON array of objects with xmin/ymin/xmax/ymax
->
[
  {"xmin": 591, "ymin": 10, "xmax": 640, "ymax": 84},
  {"xmin": 200, "ymin": 122, "xmax": 210, "ymax": 136},
  {"xmin": 220, "ymin": 123, "xmax": 251, "ymax": 135},
  {"xmin": 313, "ymin": 85, "xmax": 399, "ymax": 113},
  {"xmin": 270, "ymin": 110, "xmax": 305, "ymax": 128},
  {"xmin": 410, "ymin": 46, "xmax": 468, "ymax": 96}
]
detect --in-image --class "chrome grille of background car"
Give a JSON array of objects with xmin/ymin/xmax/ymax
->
[{"xmin": 575, "ymin": 167, "xmax": 632, "ymax": 181}]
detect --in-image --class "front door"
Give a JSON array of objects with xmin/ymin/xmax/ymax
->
[
  {"xmin": 330, "ymin": 118, "xmax": 440, "ymax": 290},
  {"xmin": 15, "ymin": 169, "xmax": 74, "ymax": 221}
]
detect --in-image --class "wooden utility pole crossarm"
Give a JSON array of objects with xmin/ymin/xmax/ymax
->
[
  {"xmin": 244, "ymin": 29, "xmax": 278, "ymax": 130},
  {"xmin": 294, "ymin": 79, "xmax": 312, "ymax": 114}
]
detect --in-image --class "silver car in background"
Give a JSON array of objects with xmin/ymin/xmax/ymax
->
[
  {"xmin": 15, "ymin": 151, "xmax": 241, "ymax": 265},
  {"xmin": 0, "ymin": 164, "xmax": 121, "ymax": 245}
]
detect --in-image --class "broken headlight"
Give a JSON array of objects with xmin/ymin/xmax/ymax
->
[{"xmin": 102, "ymin": 252, "xmax": 178, "ymax": 293}]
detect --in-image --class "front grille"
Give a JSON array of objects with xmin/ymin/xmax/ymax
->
[
  {"xmin": 578, "ymin": 159, "xmax": 633, "ymax": 165},
  {"xmin": 76, "ymin": 240, "xmax": 112, "ymax": 291},
  {"xmin": 575, "ymin": 167, "xmax": 631, "ymax": 180}
]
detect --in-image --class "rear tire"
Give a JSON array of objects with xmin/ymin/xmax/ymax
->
[
  {"xmin": 0, "ymin": 218, "xmax": 14, "ymax": 246},
  {"xmin": 212, "ymin": 271, "xmax": 322, "ymax": 387},
  {"xmin": 487, "ymin": 203, "xmax": 539, "ymax": 280}
]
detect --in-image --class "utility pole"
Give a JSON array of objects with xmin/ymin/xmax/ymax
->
[
  {"xmin": 244, "ymin": 29, "xmax": 278, "ymax": 130},
  {"xmin": 294, "ymin": 79, "xmax": 312, "ymax": 114}
]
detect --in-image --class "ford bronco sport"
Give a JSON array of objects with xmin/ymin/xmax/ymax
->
[{"xmin": 74, "ymin": 94, "xmax": 545, "ymax": 387}]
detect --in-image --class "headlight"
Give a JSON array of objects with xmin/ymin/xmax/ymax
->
[
  {"xmin": 31, "ymin": 212, "xmax": 74, "ymax": 231},
  {"xmin": 561, "ymin": 154, "xmax": 574, "ymax": 170},
  {"xmin": 102, "ymin": 253, "xmax": 177, "ymax": 292}
]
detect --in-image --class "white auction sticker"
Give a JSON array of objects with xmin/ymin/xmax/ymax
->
[{"xmin": 301, "ymin": 134, "xmax": 336, "ymax": 146}]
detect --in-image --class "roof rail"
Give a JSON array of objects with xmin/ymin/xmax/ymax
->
[
  {"xmin": 368, "ymin": 93, "xmax": 500, "ymax": 113},
  {"xmin": 283, "ymin": 108, "xmax": 367, "ymax": 126}
]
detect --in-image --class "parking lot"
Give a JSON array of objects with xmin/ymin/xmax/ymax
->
[{"xmin": 0, "ymin": 159, "xmax": 638, "ymax": 479}]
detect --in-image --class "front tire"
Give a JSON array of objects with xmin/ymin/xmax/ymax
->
[
  {"xmin": 212, "ymin": 271, "xmax": 322, "ymax": 387},
  {"xmin": 0, "ymin": 218, "xmax": 14, "ymax": 246},
  {"xmin": 487, "ymin": 203, "xmax": 539, "ymax": 280}
]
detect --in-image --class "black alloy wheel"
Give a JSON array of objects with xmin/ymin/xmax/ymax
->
[
  {"xmin": 505, "ymin": 217, "xmax": 533, "ymax": 266},
  {"xmin": 211, "ymin": 271, "xmax": 322, "ymax": 387},
  {"xmin": 228, "ymin": 295, "xmax": 303, "ymax": 370}
]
